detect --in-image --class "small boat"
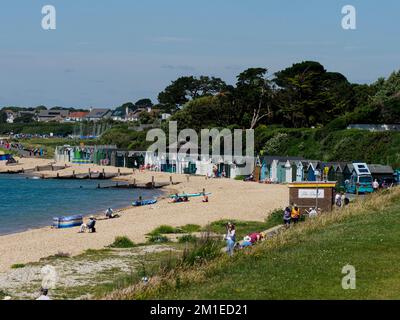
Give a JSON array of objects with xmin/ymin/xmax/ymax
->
[
  {"xmin": 53, "ymin": 215, "xmax": 83, "ymax": 229},
  {"xmin": 168, "ymin": 192, "xmax": 211, "ymax": 199},
  {"xmin": 132, "ymin": 199, "xmax": 157, "ymax": 207}
]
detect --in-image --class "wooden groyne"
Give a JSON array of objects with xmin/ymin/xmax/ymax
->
[{"xmin": 97, "ymin": 181, "xmax": 172, "ymax": 189}]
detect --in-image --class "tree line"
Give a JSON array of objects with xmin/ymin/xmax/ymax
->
[{"xmin": 157, "ymin": 61, "xmax": 400, "ymax": 130}]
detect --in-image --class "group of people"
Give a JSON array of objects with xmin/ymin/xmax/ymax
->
[
  {"xmin": 77, "ymin": 207, "xmax": 120, "ymax": 233},
  {"xmin": 335, "ymin": 192, "xmax": 349, "ymax": 208},
  {"xmin": 283, "ymin": 204, "xmax": 321, "ymax": 227},
  {"xmin": 170, "ymin": 192, "xmax": 209, "ymax": 203},
  {"xmin": 224, "ymin": 222, "xmax": 266, "ymax": 256}
]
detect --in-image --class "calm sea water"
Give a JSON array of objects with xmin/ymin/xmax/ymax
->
[{"xmin": 0, "ymin": 174, "xmax": 163, "ymax": 235}]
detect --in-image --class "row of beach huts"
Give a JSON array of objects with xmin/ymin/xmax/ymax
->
[{"xmin": 54, "ymin": 145, "xmax": 400, "ymax": 189}]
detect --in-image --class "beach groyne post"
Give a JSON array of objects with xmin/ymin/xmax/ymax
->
[
  {"xmin": 89, "ymin": 168, "xmax": 91, "ymax": 179},
  {"xmin": 73, "ymin": 170, "xmax": 76, "ymax": 178},
  {"xmin": 133, "ymin": 178, "xmax": 136, "ymax": 188},
  {"xmin": 118, "ymin": 168, "xmax": 120, "ymax": 176},
  {"xmin": 51, "ymin": 165, "xmax": 54, "ymax": 171},
  {"xmin": 152, "ymin": 176, "xmax": 155, "ymax": 188},
  {"xmin": 170, "ymin": 175, "xmax": 173, "ymax": 185},
  {"xmin": 102, "ymin": 168, "xmax": 105, "ymax": 179}
]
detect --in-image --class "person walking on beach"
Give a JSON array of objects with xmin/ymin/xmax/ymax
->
[
  {"xmin": 224, "ymin": 222, "xmax": 236, "ymax": 256},
  {"xmin": 283, "ymin": 207, "xmax": 291, "ymax": 227},
  {"xmin": 291, "ymin": 206, "xmax": 300, "ymax": 224}
]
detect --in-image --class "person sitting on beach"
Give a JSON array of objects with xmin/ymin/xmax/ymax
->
[
  {"xmin": 248, "ymin": 232, "xmax": 263, "ymax": 244},
  {"xmin": 105, "ymin": 208, "xmax": 119, "ymax": 219},
  {"xmin": 183, "ymin": 195, "xmax": 189, "ymax": 202},
  {"xmin": 79, "ymin": 216, "xmax": 96, "ymax": 233},
  {"xmin": 170, "ymin": 193, "xmax": 183, "ymax": 203},
  {"xmin": 240, "ymin": 236, "xmax": 253, "ymax": 248},
  {"xmin": 202, "ymin": 194, "xmax": 209, "ymax": 203}
]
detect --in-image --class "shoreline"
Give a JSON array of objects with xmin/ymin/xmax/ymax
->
[{"xmin": 0, "ymin": 159, "xmax": 289, "ymax": 273}]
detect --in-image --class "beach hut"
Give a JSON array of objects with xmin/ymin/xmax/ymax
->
[
  {"xmin": 263, "ymin": 156, "xmax": 304, "ymax": 183},
  {"xmin": 343, "ymin": 163, "xmax": 354, "ymax": 183},
  {"xmin": 367, "ymin": 164, "xmax": 395, "ymax": 184},
  {"xmin": 317, "ymin": 163, "xmax": 337, "ymax": 181},
  {"xmin": 330, "ymin": 162, "xmax": 348, "ymax": 187},
  {"xmin": 307, "ymin": 161, "xmax": 321, "ymax": 181},
  {"xmin": 260, "ymin": 159, "xmax": 270, "ymax": 181}
]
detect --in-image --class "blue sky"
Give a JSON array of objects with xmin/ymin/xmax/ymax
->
[{"xmin": 0, "ymin": 0, "xmax": 399, "ymax": 108}]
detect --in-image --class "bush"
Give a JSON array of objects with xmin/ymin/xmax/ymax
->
[
  {"xmin": 180, "ymin": 235, "xmax": 222, "ymax": 266},
  {"xmin": 180, "ymin": 224, "xmax": 201, "ymax": 233},
  {"xmin": 149, "ymin": 225, "xmax": 181, "ymax": 235},
  {"xmin": 178, "ymin": 234, "xmax": 198, "ymax": 243},
  {"xmin": 11, "ymin": 263, "xmax": 25, "ymax": 269},
  {"xmin": 110, "ymin": 236, "xmax": 136, "ymax": 248}
]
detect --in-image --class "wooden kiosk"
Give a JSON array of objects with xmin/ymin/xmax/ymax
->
[{"xmin": 288, "ymin": 181, "xmax": 336, "ymax": 213}]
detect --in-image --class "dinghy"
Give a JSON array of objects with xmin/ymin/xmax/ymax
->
[
  {"xmin": 53, "ymin": 215, "xmax": 83, "ymax": 229},
  {"xmin": 132, "ymin": 199, "xmax": 157, "ymax": 207}
]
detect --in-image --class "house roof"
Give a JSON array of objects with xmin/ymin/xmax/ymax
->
[
  {"xmin": 86, "ymin": 109, "xmax": 111, "ymax": 118},
  {"xmin": 38, "ymin": 110, "xmax": 69, "ymax": 118},
  {"xmin": 368, "ymin": 164, "xmax": 394, "ymax": 175},
  {"xmin": 69, "ymin": 111, "xmax": 89, "ymax": 118},
  {"xmin": 261, "ymin": 156, "xmax": 304, "ymax": 165}
]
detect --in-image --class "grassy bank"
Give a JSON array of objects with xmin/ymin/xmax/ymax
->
[
  {"xmin": 256, "ymin": 126, "xmax": 400, "ymax": 168},
  {"xmin": 107, "ymin": 188, "xmax": 400, "ymax": 300}
]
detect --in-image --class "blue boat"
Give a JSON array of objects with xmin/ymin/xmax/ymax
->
[
  {"xmin": 132, "ymin": 199, "xmax": 157, "ymax": 207},
  {"xmin": 0, "ymin": 154, "xmax": 11, "ymax": 161},
  {"xmin": 53, "ymin": 215, "xmax": 83, "ymax": 229}
]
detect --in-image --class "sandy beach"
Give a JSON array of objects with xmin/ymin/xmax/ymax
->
[{"xmin": 0, "ymin": 159, "xmax": 288, "ymax": 272}]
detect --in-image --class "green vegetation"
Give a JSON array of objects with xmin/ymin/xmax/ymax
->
[
  {"xmin": 256, "ymin": 126, "xmax": 400, "ymax": 168},
  {"xmin": 180, "ymin": 224, "xmax": 202, "ymax": 233},
  {"xmin": 148, "ymin": 225, "xmax": 181, "ymax": 235},
  {"xmin": 0, "ymin": 122, "xmax": 75, "ymax": 135},
  {"xmin": 178, "ymin": 234, "xmax": 198, "ymax": 243},
  {"xmin": 98, "ymin": 124, "xmax": 151, "ymax": 149},
  {"xmin": 109, "ymin": 236, "xmax": 136, "ymax": 248},
  {"xmin": 114, "ymin": 188, "xmax": 400, "ymax": 300},
  {"xmin": 11, "ymin": 263, "xmax": 26, "ymax": 269}
]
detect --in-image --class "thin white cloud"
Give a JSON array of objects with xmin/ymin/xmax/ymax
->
[{"xmin": 151, "ymin": 36, "xmax": 192, "ymax": 43}]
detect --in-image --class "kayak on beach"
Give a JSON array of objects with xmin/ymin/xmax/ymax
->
[
  {"xmin": 132, "ymin": 199, "xmax": 157, "ymax": 207},
  {"xmin": 168, "ymin": 192, "xmax": 211, "ymax": 199}
]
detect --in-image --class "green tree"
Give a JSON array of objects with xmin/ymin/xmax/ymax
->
[
  {"xmin": 274, "ymin": 61, "xmax": 352, "ymax": 127},
  {"xmin": 158, "ymin": 76, "xmax": 226, "ymax": 113}
]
